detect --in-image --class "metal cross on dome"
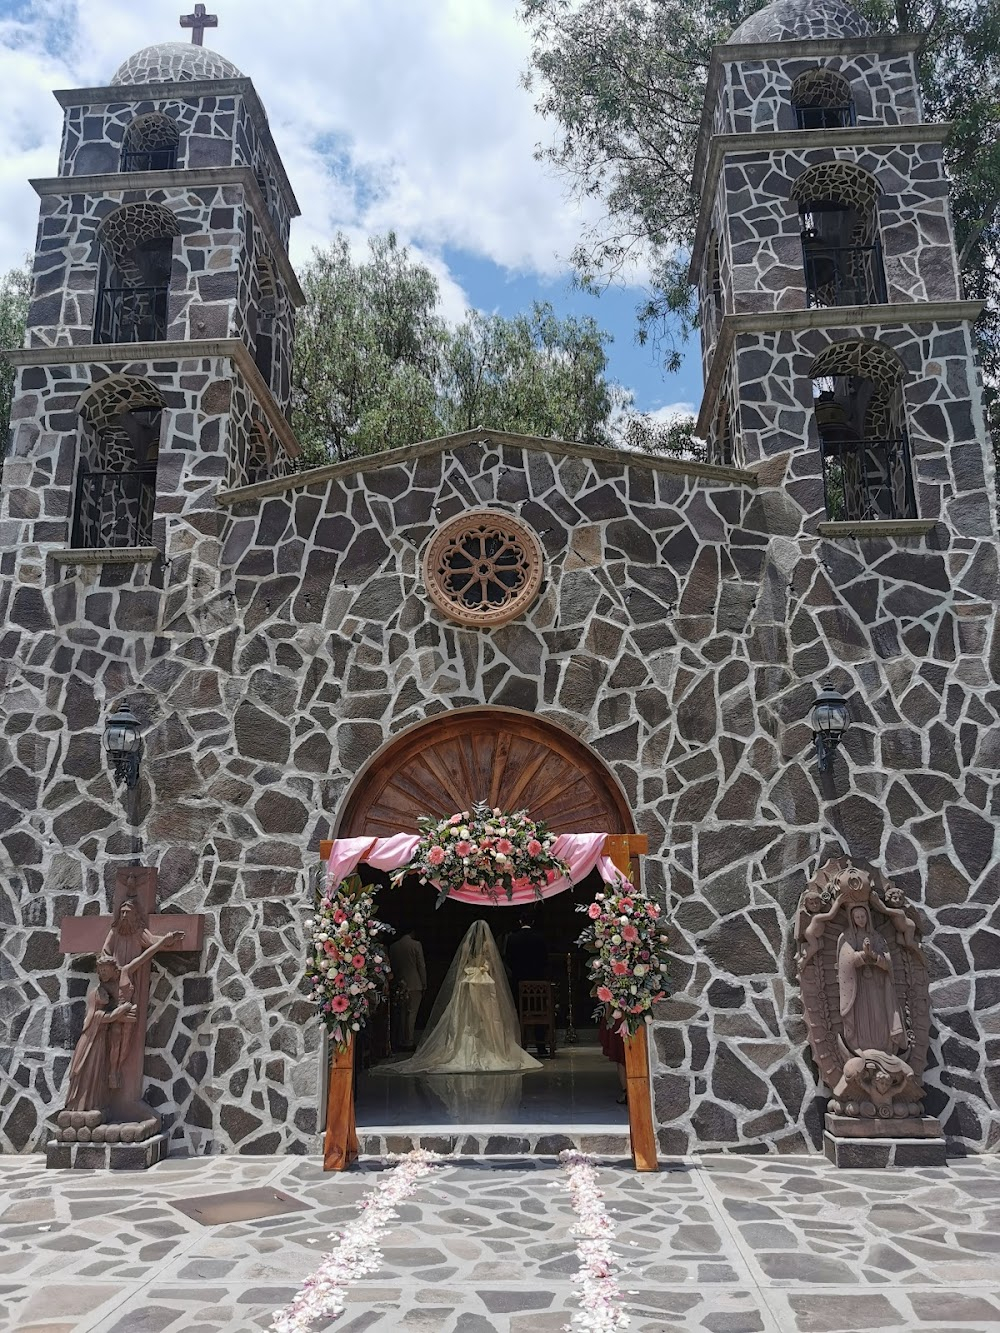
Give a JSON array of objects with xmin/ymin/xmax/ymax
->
[{"xmin": 180, "ymin": 4, "xmax": 218, "ymax": 45}]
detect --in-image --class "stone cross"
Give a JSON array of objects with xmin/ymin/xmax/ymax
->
[
  {"xmin": 180, "ymin": 4, "xmax": 218, "ymax": 45},
  {"xmin": 58, "ymin": 867, "xmax": 204, "ymax": 1120}
]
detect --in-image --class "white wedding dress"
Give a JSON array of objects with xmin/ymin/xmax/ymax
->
[{"xmin": 389, "ymin": 921, "xmax": 541, "ymax": 1075}]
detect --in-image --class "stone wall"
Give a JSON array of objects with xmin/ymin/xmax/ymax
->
[{"xmin": 2, "ymin": 434, "xmax": 999, "ymax": 1157}]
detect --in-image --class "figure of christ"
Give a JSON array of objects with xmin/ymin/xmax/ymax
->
[
  {"xmin": 795, "ymin": 889, "xmax": 845, "ymax": 973},
  {"xmin": 100, "ymin": 896, "xmax": 184, "ymax": 1089},
  {"xmin": 836, "ymin": 904, "xmax": 906, "ymax": 1055}
]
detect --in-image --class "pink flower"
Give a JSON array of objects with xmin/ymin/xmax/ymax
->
[
  {"xmin": 640, "ymin": 950, "xmax": 650, "ymax": 961},
  {"xmin": 333, "ymin": 973, "xmax": 345, "ymax": 986},
  {"xmin": 596, "ymin": 986, "xmax": 613, "ymax": 1003},
  {"xmin": 332, "ymin": 995, "xmax": 349, "ymax": 1013},
  {"xmin": 527, "ymin": 839, "xmax": 542, "ymax": 856},
  {"xmin": 612, "ymin": 961, "xmax": 629, "ymax": 976},
  {"xmin": 546, "ymin": 869, "xmax": 559, "ymax": 883},
  {"xmin": 622, "ymin": 925, "xmax": 639, "ymax": 942},
  {"xmin": 427, "ymin": 845, "xmax": 446, "ymax": 866},
  {"xmin": 619, "ymin": 897, "xmax": 633, "ymax": 911},
  {"xmin": 449, "ymin": 813, "xmax": 462, "ymax": 825},
  {"xmin": 587, "ymin": 902, "xmax": 602, "ymax": 919},
  {"xmin": 324, "ymin": 941, "xmax": 339, "ymax": 957},
  {"xmin": 351, "ymin": 953, "xmax": 366, "ymax": 969},
  {"xmin": 497, "ymin": 838, "xmax": 514, "ymax": 854},
  {"xmin": 333, "ymin": 909, "xmax": 347, "ymax": 924},
  {"xmin": 455, "ymin": 840, "xmax": 472, "ymax": 857}
]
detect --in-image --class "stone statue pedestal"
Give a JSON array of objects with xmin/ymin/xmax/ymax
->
[
  {"xmin": 824, "ymin": 1112, "xmax": 946, "ymax": 1168},
  {"xmin": 46, "ymin": 1133, "xmax": 166, "ymax": 1171}
]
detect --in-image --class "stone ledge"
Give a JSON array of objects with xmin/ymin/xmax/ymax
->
[
  {"xmin": 824, "ymin": 1129, "xmax": 947, "ymax": 1168},
  {"xmin": 46, "ymin": 1133, "xmax": 167, "ymax": 1171},
  {"xmin": 817, "ymin": 519, "xmax": 938, "ymax": 539},
  {"xmin": 216, "ymin": 428, "xmax": 759, "ymax": 504},
  {"xmin": 50, "ymin": 546, "xmax": 159, "ymax": 566}
]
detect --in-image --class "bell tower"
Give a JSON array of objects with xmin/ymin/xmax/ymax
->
[
  {"xmin": 689, "ymin": 0, "xmax": 993, "ymax": 536},
  {"xmin": 0, "ymin": 21, "xmax": 304, "ymax": 569}
]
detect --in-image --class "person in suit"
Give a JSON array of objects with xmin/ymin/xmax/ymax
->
[
  {"xmin": 389, "ymin": 929, "xmax": 426, "ymax": 1051},
  {"xmin": 505, "ymin": 913, "xmax": 550, "ymax": 1056}
]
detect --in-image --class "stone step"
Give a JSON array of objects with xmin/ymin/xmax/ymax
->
[{"xmin": 357, "ymin": 1125, "xmax": 633, "ymax": 1157}]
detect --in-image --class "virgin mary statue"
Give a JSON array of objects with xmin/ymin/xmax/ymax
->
[
  {"xmin": 837, "ymin": 904, "xmax": 906, "ymax": 1054},
  {"xmin": 390, "ymin": 920, "xmax": 541, "ymax": 1075}
]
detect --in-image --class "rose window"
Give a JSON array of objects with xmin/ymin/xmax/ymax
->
[{"xmin": 422, "ymin": 509, "xmax": 543, "ymax": 626}]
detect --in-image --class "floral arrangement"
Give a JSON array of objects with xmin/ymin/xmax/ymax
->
[
  {"xmin": 392, "ymin": 801, "xmax": 571, "ymax": 907},
  {"xmin": 305, "ymin": 873, "xmax": 393, "ymax": 1051},
  {"xmin": 560, "ymin": 1149, "xmax": 630, "ymax": 1332},
  {"xmin": 576, "ymin": 884, "xmax": 669, "ymax": 1037},
  {"xmin": 272, "ymin": 1148, "xmax": 439, "ymax": 1333}
]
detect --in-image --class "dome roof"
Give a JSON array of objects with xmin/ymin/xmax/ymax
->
[
  {"xmin": 729, "ymin": 0, "xmax": 871, "ymax": 43},
  {"xmin": 111, "ymin": 42, "xmax": 242, "ymax": 86}
]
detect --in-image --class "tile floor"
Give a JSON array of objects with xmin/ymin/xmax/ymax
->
[
  {"xmin": 356, "ymin": 1041, "xmax": 629, "ymax": 1129},
  {"xmin": 2, "ymin": 1150, "xmax": 1000, "ymax": 1332}
]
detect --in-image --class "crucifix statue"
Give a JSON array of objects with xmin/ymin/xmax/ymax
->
[
  {"xmin": 55, "ymin": 868, "xmax": 205, "ymax": 1151},
  {"xmin": 180, "ymin": 4, "xmax": 218, "ymax": 45}
]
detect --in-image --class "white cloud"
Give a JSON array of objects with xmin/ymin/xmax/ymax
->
[{"xmin": 0, "ymin": 0, "xmax": 628, "ymax": 310}]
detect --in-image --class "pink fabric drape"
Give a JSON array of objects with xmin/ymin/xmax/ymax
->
[{"xmin": 324, "ymin": 831, "xmax": 627, "ymax": 905}]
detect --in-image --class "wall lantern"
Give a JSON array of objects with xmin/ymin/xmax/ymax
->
[
  {"xmin": 104, "ymin": 706, "xmax": 142, "ymax": 789},
  {"xmin": 810, "ymin": 681, "xmax": 850, "ymax": 773}
]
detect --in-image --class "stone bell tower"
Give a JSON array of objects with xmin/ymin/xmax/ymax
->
[
  {"xmin": 688, "ymin": 0, "xmax": 993, "ymax": 538},
  {"xmin": 0, "ymin": 25, "xmax": 304, "ymax": 574}
]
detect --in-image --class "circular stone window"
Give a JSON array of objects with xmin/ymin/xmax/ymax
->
[{"xmin": 422, "ymin": 508, "xmax": 544, "ymax": 627}]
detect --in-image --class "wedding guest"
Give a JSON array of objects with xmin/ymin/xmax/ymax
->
[{"xmin": 389, "ymin": 928, "xmax": 426, "ymax": 1051}]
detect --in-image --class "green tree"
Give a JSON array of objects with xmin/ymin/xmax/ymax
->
[
  {"xmin": 618, "ymin": 409, "xmax": 706, "ymax": 462},
  {"xmin": 292, "ymin": 233, "xmax": 634, "ymax": 462},
  {"xmin": 441, "ymin": 302, "xmax": 627, "ymax": 446},
  {"xmin": 0, "ymin": 264, "xmax": 30, "ymax": 460},
  {"xmin": 291, "ymin": 232, "xmax": 444, "ymax": 462},
  {"xmin": 521, "ymin": 0, "xmax": 1000, "ymax": 409}
]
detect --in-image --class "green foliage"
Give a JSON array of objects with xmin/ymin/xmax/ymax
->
[
  {"xmin": 291, "ymin": 232, "xmax": 635, "ymax": 464},
  {"xmin": 618, "ymin": 410, "xmax": 707, "ymax": 462},
  {"xmin": 521, "ymin": 0, "xmax": 1000, "ymax": 451},
  {"xmin": 0, "ymin": 264, "xmax": 29, "ymax": 460}
]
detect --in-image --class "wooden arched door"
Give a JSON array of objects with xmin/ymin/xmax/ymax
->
[{"xmin": 339, "ymin": 708, "xmax": 634, "ymax": 839}]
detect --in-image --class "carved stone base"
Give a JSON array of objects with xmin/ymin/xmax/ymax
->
[
  {"xmin": 46, "ymin": 1133, "xmax": 166, "ymax": 1171},
  {"xmin": 823, "ymin": 1129, "xmax": 947, "ymax": 1168},
  {"xmin": 825, "ymin": 1112, "xmax": 942, "ymax": 1139}
]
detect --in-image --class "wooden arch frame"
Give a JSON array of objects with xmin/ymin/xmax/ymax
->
[
  {"xmin": 337, "ymin": 704, "xmax": 636, "ymax": 846},
  {"xmin": 322, "ymin": 707, "xmax": 658, "ymax": 1173}
]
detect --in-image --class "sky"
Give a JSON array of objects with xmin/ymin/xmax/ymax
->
[{"xmin": 0, "ymin": 0, "xmax": 704, "ymax": 418}]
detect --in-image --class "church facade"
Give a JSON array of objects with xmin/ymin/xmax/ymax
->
[{"xmin": 2, "ymin": 1, "xmax": 999, "ymax": 1160}]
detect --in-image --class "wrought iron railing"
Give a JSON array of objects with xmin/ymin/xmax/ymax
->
[
  {"xmin": 802, "ymin": 241, "xmax": 887, "ymax": 308},
  {"xmin": 121, "ymin": 148, "xmax": 178, "ymax": 172},
  {"xmin": 820, "ymin": 436, "xmax": 917, "ymax": 522},
  {"xmin": 72, "ymin": 468, "xmax": 156, "ymax": 549},
  {"xmin": 95, "ymin": 285, "xmax": 169, "ymax": 344},
  {"xmin": 795, "ymin": 104, "xmax": 856, "ymax": 130}
]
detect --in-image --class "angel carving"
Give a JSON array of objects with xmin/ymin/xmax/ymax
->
[{"xmin": 794, "ymin": 857, "xmax": 930, "ymax": 1121}]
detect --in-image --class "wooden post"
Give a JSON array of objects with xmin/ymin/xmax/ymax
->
[
  {"xmin": 323, "ymin": 1037, "xmax": 359, "ymax": 1171},
  {"xmin": 603, "ymin": 834, "xmax": 658, "ymax": 1173}
]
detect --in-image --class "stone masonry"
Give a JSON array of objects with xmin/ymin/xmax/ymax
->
[{"xmin": 1, "ymin": 13, "xmax": 999, "ymax": 1161}]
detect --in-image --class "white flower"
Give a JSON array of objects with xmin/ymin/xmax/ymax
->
[
  {"xmin": 611, "ymin": 935, "xmax": 621, "ymax": 945},
  {"xmin": 633, "ymin": 964, "xmax": 647, "ymax": 977}
]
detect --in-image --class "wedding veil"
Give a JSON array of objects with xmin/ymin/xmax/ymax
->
[{"xmin": 422, "ymin": 919, "xmax": 519, "ymax": 1039}]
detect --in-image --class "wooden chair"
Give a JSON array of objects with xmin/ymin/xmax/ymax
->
[{"xmin": 518, "ymin": 980, "xmax": 556, "ymax": 1056}]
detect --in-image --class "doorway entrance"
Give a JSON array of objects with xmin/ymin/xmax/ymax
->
[{"xmin": 334, "ymin": 708, "xmax": 637, "ymax": 1134}]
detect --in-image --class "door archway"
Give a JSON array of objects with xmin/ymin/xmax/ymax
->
[{"xmin": 338, "ymin": 706, "xmax": 635, "ymax": 841}]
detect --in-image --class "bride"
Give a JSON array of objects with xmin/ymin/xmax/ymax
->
[{"xmin": 391, "ymin": 920, "xmax": 541, "ymax": 1074}]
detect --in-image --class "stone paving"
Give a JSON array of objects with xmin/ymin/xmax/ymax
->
[{"xmin": 2, "ymin": 1152, "xmax": 1000, "ymax": 1332}]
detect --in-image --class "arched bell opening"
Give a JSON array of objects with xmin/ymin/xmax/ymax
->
[{"xmin": 791, "ymin": 161, "xmax": 886, "ymax": 309}]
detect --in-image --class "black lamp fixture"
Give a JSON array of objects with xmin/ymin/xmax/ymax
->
[
  {"xmin": 810, "ymin": 681, "xmax": 850, "ymax": 773},
  {"xmin": 104, "ymin": 706, "xmax": 142, "ymax": 789}
]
